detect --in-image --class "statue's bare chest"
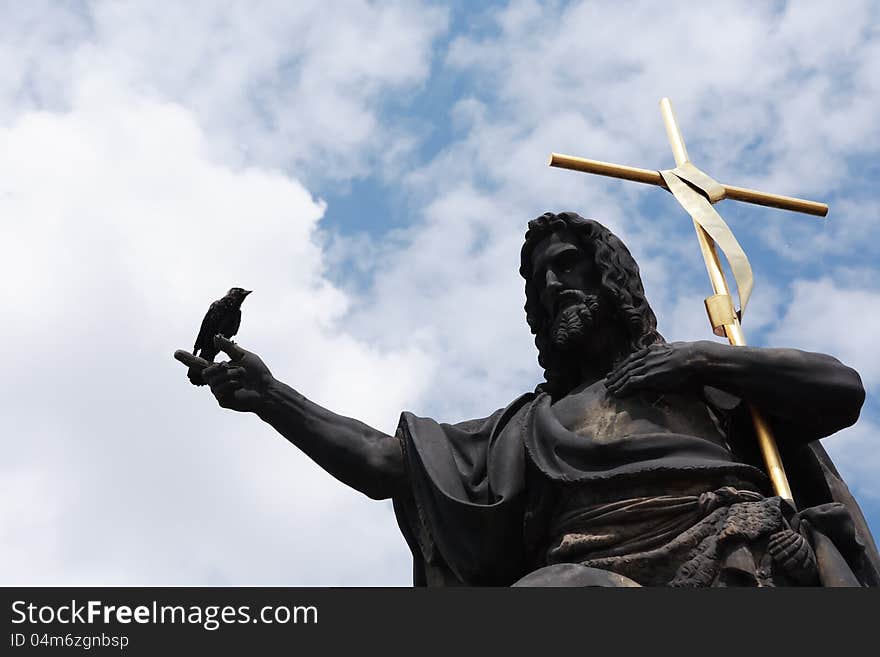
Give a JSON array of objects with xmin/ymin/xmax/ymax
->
[{"xmin": 550, "ymin": 379, "xmax": 724, "ymax": 444}]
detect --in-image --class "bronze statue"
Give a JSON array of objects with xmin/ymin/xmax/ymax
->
[{"xmin": 177, "ymin": 211, "xmax": 879, "ymax": 587}]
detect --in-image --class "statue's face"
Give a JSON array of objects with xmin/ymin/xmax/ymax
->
[{"xmin": 531, "ymin": 228, "xmax": 606, "ymax": 350}]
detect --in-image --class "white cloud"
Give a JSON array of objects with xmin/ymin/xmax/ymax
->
[
  {"xmin": 1, "ymin": 1, "xmax": 448, "ymax": 182},
  {"xmin": 442, "ymin": 0, "xmax": 879, "ymax": 205},
  {"xmin": 0, "ymin": 2, "xmax": 448, "ymax": 585},
  {"xmin": 823, "ymin": 418, "xmax": 880, "ymax": 502},
  {"xmin": 0, "ymin": 79, "xmax": 428, "ymax": 583},
  {"xmin": 766, "ymin": 278, "xmax": 880, "ymax": 391}
]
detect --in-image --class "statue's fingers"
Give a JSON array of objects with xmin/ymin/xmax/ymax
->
[
  {"xmin": 775, "ymin": 544, "xmax": 799, "ymax": 565},
  {"xmin": 606, "ymin": 371, "xmax": 629, "ymax": 391},
  {"xmin": 206, "ymin": 365, "xmax": 246, "ymax": 382},
  {"xmin": 205, "ymin": 366, "xmax": 248, "ymax": 387},
  {"xmin": 768, "ymin": 530, "xmax": 788, "ymax": 545},
  {"xmin": 606, "ymin": 366, "xmax": 625, "ymax": 384},
  {"xmin": 608, "ymin": 360, "xmax": 627, "ymax": 378},
  {"xmin": 789, "ymin": 539, "xmax": 810, "ymax": 566},
  {"xmin": 612, "ymin": 374, "xmax": 647, "ymax": 396},
  {"xmin": 617, "ymin": 345, "xmax": 657, "ymax": 369},
  {"xmin": 607, "ymin": 355, "xmax": 646, "ymax": 384},
  {"xmin": 607, "ymin": 363, "xmax": 650, "ymax": 391},
  {"xmin": 214, "ymin": 335, "xmax": 246, "ymax": 361},
  {"xmin": 616, "ymin": 347, "xmax": 650, "ymax": 369},
  {"xmin": 213, "ymin": 378, "xmax": 243, "ymax": 398},
  {"xmin": 202, "ymin": 362, "xmax": 231, "ymax": 383},
  {"xmin": 769, "ymin": 531, "xmax": 802, "ymax": 562},
  {"xmin": 613, "ymin": 348, "xmax": 673, "ymax": 383},
  {"xmin": 174, "ymin": 350, "xmax": 211, "ymax": 370}
]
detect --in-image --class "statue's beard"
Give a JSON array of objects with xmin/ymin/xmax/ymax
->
[{"xmin": 547, "ymin": 290, "xmax": 602, "ymax": 351}]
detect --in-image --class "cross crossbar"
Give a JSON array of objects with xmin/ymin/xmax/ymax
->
[{"xmin": 548, "ymin": 154, "xmax": 828, "ymax": 217}]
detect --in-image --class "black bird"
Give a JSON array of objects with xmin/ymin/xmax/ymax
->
[{"xmin": 188, "ymin": 287, "xmax": 252, "ymax": 385}]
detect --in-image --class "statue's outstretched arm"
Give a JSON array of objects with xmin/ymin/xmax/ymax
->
[
  {"xmin": 256, "ymin": 378, "xmax": 406, "ymax": 500},
  {"xmin": 180, "ymin": 336, "xmax": 407, "ymax": 500}
]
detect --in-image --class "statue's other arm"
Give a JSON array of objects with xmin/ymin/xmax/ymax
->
[
  {"xmin": 696, "ymin": 342, "xmax": 865, "ymax": 440},
  {"xmin": 199, "ymin": 336, "xmax": 407, "ymax": 501},
  {"xmin": 607, "ymin": 341, "xmax": 865, "ymax": 441}
]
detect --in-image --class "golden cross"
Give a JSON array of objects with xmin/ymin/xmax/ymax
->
[{"xmin": 549, "ymin": 98, "xmax": 830, "ymax": 504}]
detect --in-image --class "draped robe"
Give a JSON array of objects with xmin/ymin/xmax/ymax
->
[{"xmin": 391, "ymin": 381, "xmax": 880, "ymax": 587}]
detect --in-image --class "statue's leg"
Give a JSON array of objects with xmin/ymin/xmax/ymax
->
[{"xmin": 511, "ymin": 563, "xmax": 641, "ymax": 587}]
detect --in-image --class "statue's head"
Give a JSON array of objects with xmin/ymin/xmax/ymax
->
[{"xmin": 520, "ymin": 212, "xmax": 663, "ymax": 398}]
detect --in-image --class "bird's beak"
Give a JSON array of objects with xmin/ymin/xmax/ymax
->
[{"xmin": 243, "ymin": 290, "xmax": 252, "ymax": 296}]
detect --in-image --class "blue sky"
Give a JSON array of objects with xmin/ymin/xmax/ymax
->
[{"xmin": 1, "ymin": 0, "xmax": 878, "ymax": 585}]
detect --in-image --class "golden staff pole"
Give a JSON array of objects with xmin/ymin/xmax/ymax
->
[
  {"xmin": 657, "ymin": 98, "xmax": 794, "ymax": 503},
  {"xmin": 547, "ymin": 155, "xmax": 828, "ymax": 217}
]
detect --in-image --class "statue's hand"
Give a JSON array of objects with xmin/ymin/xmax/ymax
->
[
  {"xmin": 768, "ymin": 529, "xmax": 819, "ymax": 585},
  {"xmin": 202, "ymin": 335, "xmax": 275, "ymax": 413},
  {"xmin": 605, "ymin": 341, "xmax": 709, "ymax": 397}
]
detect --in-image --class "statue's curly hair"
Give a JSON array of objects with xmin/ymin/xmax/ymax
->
[{"xmin": 520, "ymin": 211, "xmax": 664, "ymax": 399}]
